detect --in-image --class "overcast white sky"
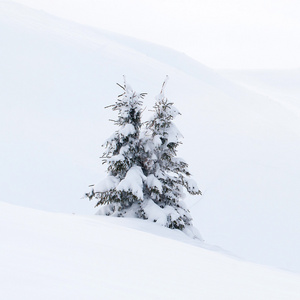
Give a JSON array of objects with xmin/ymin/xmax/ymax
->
[{"xmin": 13, "ymin": 0, "xmax": 300, "ymax": 69}]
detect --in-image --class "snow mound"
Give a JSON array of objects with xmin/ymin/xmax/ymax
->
[{"xmin": 1, "ymin": 201, "xmax": 300, "ymax": 300}]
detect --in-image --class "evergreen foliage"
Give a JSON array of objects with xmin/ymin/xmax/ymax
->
[
  {"xmin": 86, "ymin": 77, "xmax": 201, "ymax": 233},
  {"xmin": 142, "ymin": 76, "xmax": 201, "ymax": 230},
  {"xmin": 86, "ymin": 77, "xmax": 146, "ymax": 216}
]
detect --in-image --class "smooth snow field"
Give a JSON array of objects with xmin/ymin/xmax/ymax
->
[
  {"xmin": 1, "ymin": 1, "xmax": 300, "ymax": 292},
  {"xmin": 1, "ymin": 201, "xmax": 300, "ymax": 300}
]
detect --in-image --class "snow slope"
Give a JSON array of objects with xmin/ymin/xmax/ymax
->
[
  {"xmin": 221, "ymin": 69, "xmax": 300, "ymax": 97},
  {"xmin": 1, "ymin": 201, "xmax": 300, "ymax": 300},
  {"xmin": 221, "ymin": 69, "xmax": 300, "ymax": 118},
  {"xmin": 1, "ymin": 1, "xmax": 300, "ymax": 273}
]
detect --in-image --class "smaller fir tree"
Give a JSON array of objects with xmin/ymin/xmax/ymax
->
[
  {"xmin": 86, "ymin": 77, "xmax": 147, "ymax": 217},
  {"xmin": 141, "ymin": 76, "xmax": 202, "ymax": 232}
]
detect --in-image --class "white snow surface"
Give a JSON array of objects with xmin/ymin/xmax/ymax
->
[
  {"xmin": 142, "ymin": 199, "xmax": 170, "ymax": 226},
  {"xmin": 1, "ymin": 201, "xmax": 300, "ymax": 300},
  {"xmin": 119, "ymin": 123, "xmax": 136, "ymax": 136},
  {"xmin": 1, "ymin": 1, "xmax": 300, "ymax": 274},
  {"xmin": 146, "ymin": 174, "xmax": 162, "ymax": 193},
  {"xmin": 184, "ymin": 177, "xmax": 200, "ymax": 194},
  {"xmin": 166, "ymin": 123, "xmax": 183, "ymax": 144},
  {"xmin": 93, "ymin": 176, "xmax": 119, "ymax": 193},
  {"xmin": 116, "ymin": 166, "xmax": 145, "ymax": 199}
]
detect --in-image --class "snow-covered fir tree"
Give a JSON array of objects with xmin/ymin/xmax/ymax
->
[
  {"xmin": 86, "ymin": 77, "xmax": 147, "ymax": 217},
  {"xmin": 86, "ymin": 77, "xmax": 202, "ymax": 237},
  {"xmin": 141, "ymin": 76, "xmax": 201, "ymax": 232}
]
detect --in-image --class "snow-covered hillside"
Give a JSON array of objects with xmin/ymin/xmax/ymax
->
[
  {"xmin": 1, "ymin": 201, "xmax": 300, "ymax": 300},
  {"xmin": 221, "ymin": 69, "xmax": 300, "ymax": 97},
  {"xmin": 221, "ymin": 69, "xmax": 300, "ymax": 118},
  {"xmin": 1, "ymin": 1, "xmax": 300, "ymax": 274}
]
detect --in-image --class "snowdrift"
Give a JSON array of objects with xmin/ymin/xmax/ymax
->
[{"xmin": 1, "ymin": 201, "xmax": 300, "ymax": 300}]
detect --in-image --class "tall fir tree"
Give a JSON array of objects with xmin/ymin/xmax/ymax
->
[
  {"xmin": 141, "ymin": 76, "xmax": 201, "ymax": 231},
  {"xmin": 86, "ymin": 77, "xmax": 147, "ymax": 216}
]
